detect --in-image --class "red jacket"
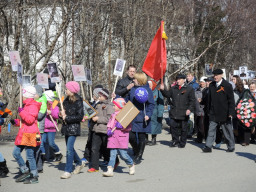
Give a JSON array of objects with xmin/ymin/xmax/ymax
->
[{"xmin": 19, "ymin": 98, "xmax": 41, "ymax": 133}]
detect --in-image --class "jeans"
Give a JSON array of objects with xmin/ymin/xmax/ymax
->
[
  {"xmin": 40, "ymin": 132, "xmax": 60, "ymax": 154},
  {"xmin": 108, "ymin": 149, "xmax": 133, "ymax": 167},
  {"xmin": 0, "ymin": 152, "xmax": 5, "ymax": 162},
  {"xmin": 13, "ymin": 145, "xmax": 38, "ymax": 176},
  {"xmin": 65, "ymin": 135, "xmax": 81, "ymax": 173}
]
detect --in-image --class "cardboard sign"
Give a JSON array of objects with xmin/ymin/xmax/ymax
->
[
  {"xmin": 72, "ymin": 65, "xmax": 86, "ymax": 81},
  {"xmin": 9, "ymin": 51, "xmax": 22, "ymax": 71},
  {"xmin": 113, "ymin": 59, "xmax": 126, "ymax": 77},
  {"xmin": 37, "ymin": 73, "xmax": 49, "ymax": 89},
  {"xmin": 115, "ymin": 101, "xmax": 139, "ymax": 128}
]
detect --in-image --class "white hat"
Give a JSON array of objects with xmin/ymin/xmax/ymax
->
[
  {"xmin": 200, "ymin": 76, "xmax": 207, "ymax": 82},
  {"xmin": 44, "ymin": 90, "xmax": 55, "ymax": 101},
  {"xmin": 23, "ymin": 86, "xmax": 37, "ymax": 98}
]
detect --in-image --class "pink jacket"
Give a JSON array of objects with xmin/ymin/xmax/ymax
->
[
  {"xmin": 19, "ymin": 98, "xmax": 41, "ymax": 133},
  {"xmin": 44, "ymin": 102, "xmax": 59, "ymax": 132},
  {"xmin": 107, "ymin": 111, "xmax": 131, "ymax": 149}
]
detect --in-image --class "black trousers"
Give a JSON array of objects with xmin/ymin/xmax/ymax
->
[
  {"xmin": 129, "ymin": 131, "xmax": 146, "ymax": 156},
  {"xmin": 171, "ymin": 119, "xmax": 188, "ymax": 146},
  {"xmin": 83, "ymin": 129, "xmax": 94, "ymax": 161},
  {"xmin": 196, "ymin": 115, "xmax": 205, "ymax": 142},
  {"xmin": 91, "ymin": 132, "xmax": 109, "ymax": 170}
]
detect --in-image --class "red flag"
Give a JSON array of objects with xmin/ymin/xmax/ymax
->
[{"xmin": 142, "ymin": 21, "xmax": 167, "ymax": 82}]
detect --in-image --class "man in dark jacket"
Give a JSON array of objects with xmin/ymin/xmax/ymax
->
[
  {"xmin": 115, "ymin": 65, "xmax": 136, "ymax": 98},
  {"xmin": 202, "ymin": 69, "xmax": 236, "ymax": 153},
  {"xmin": 160, "ymin": 74, "xmax": 195, "ymax": 148}
]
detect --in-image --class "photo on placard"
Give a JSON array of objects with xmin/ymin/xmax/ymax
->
[
  {"xmin": 17, "ymin": 63, "xmax": 23, "ymax": 85},
  {"xmin": 72, "ymin": 65, "xmax": 86, "ymax": 82},
  {"xmin": 9, "ymin": 51, "xmax": 22, "ymax": 72},
  {"xmin": 22, "ymin": 75, "xmax": 31, "ymax": 87},
  {"xmin": 205, "ymin": 63, "xmax": 214, "ymax": 76},
  {"xmin": 83, "ymin": 100, "xmax": 97, "ymax": 119},
  {"xmin": 222, "ymin": 69, "xmax": 227, "ymax": 80},
  {"xmin": 47, "ymin": 63, "xmax": 60, "ymax": 83},
  {"xmin": 113, "ymin": 59, "xmax": 126, "ymax": 77},
  {"xmin": 86, "ymin": 68, "xmax": 92, "ymax": 85},
  {"xmin": 247, "ymin": 70, "xmax": 255, "ymax": 79},
  {"xmin": 239, "ymin": 66, "xmax": 247, "ymax": 78},
  {"xmin": 37, "ymin": 73, "xmax": 49, "ymax": 89}
]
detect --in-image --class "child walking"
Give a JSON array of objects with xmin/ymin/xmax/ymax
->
[
  {"xmin": 102, "ymin": 98, "xmax": 135, "ymax": 177},
  {"xmin": 13, "ymin": 86, "xmax": 41, "ymax": 184},
  {"xmin": 60, "ymin": 81, "xmax": 84, "ymax": 179},
  {"xmin": 40, "ymin": 90, "xmax": 63, "ymax": 162}
]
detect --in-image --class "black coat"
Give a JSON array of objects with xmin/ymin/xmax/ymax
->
[
  {"xmin": 115, "ymin": 75, "xmax": 134, "ymax": 98},
  {"xmin": 61, "ymin": 94, "xmax": 84, "ymax": 136},
  {"xmin": 208, "ymin": 79, "xmax": 235, "ymax": 122},
  {"xmin": 161, "ymin": 84, "xmax": 195, "ymax": 120}
]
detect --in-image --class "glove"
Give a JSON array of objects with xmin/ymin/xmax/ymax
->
[
  {"xmin": 115, "ymin": 122, "xmax": 123, "ymax": 129},
  {"xmin": 10, "ymin": 119, "xmax": 20, "ymax": 127},
  {"xmin": 18, "ymin": 107, "xmax": 23, "ymax": 113},
  {"xmin": 107, "ymin": 130, "xmax": 113, "ymax": 137}
]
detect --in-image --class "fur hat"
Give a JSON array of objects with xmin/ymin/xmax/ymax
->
[
  {"xmin": 23, "ymin": 86, "xmax": 37, "ymax": 98},
  {"xmin": 66, "ymin": 81, "xmax": 80, "ymax": 93},
  {"xmin": 113, "ymin": 98, "xmax": 126, "ymax": 109}
]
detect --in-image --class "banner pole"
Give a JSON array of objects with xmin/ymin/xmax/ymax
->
[{"xmin": 111, "ymin": 76, "xmax": 119, "ymax": 102}]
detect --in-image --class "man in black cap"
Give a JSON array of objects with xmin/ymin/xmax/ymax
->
[
  {"xmin": 202, "ymin": 69, "xmax": 236, "ymax": 153},
  {"xmin": 160, "ymin": 74, "xmax": 195, "ymax": 148}
]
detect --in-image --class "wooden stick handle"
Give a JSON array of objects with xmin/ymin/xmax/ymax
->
[
  {"xmin": 80, "ymin": 81, "xmax": 85, "ymax": 100},
  {"xmin": 20, "ymin": 85, "xmax": 22, "ymax": 128},
  {"xmin": 111, "ymin": 76, "xmax": 119, "ymax": 102},
  {"xmin": 49, "ymin": 114, "xmax": 59, "ymax": 132},
  {"xmin": 56, "ymin": 82, "xmax": 64, "ymax": 111},
  {"xmin": 111, "ymin": 127, "xmax": 116, "ymax": 133}
]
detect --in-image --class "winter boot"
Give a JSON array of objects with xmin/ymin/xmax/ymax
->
[
  {"xmin": 23, "ymin": 174, "xmax": 39, "ymax": 184},
  {"xmin": 149, "ymin": 136, "xmax": 157, "ymax": 146},
  {"xmin": 15, "ymin": 170, "xmax": 30, "ymax": 182},
  {"xmin": 134, "ymin": 141, "xmax": 146, "ymax": 164},
  {"xmin": 53, "ymin": 152, "xmax": 63, "ymax": 162},
  {"xmin": 129, "ymin": 164, "xmax": 135, "ymax": 175},
  {"xmin": 0, "ymin": 160, "xmax": 9, "ymax": 178},
  {"xmin": 102, "ymin": 166, "xmax": 114, "ymax": 177}
]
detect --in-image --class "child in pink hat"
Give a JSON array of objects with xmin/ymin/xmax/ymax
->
[{"xmin": 102, "ymin": 98, "xmax": 135, "ymax": 177}]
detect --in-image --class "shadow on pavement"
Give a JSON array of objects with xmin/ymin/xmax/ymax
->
[
  {"xmin": 158, "ymin": 140, "xmax": 170, "ymax": 146},
  {"xmin": 236, "ymin": 152, "xmax": 256, "ymax": 161}
]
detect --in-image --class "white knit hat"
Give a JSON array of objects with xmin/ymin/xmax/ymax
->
[
  {"xmin": 44, "ymin": 90, "xmax": 55, "ymax": 101},
  {"xmin": 22, "ymin": 86, "xmax": 37, "ymax": 98}
]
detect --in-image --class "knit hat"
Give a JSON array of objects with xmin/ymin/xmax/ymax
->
[
  {"xmin": 23, "ymin": 86, "xmax": 37, "ymax": 98},
  {"xmin": 99, "ymin": 88, "xmax": 109, "ymax": 99},
  {"xmin": 66, "ymin": 81, "xmax": 80, "ymax": 93},
  {"xmin": 44, "ymin": 90, "xmax": 55, "ymax": 101},
  {"xmin": 34, "ymin": 85, "xmax": 43, "ymax": 97},
  {"xmin": 93, "ymin": 85, "xmax": 103, "ymax": 97},
  {"xmin": 113, "ymin": 98, "xmax": 126, "ymax": 109}
]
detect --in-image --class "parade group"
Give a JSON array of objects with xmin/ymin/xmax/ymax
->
[{"xmin": 0, "ymin": 64, "xmax": 256, "ymax": 184}]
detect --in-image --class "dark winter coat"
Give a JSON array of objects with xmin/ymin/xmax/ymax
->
[
  {"xmin": 208, "ymin": 78, "xmax": 235, "ymax": 122},
  {"xmin": 161, "ymin": 84, "xmax": 195, "ymax": 120},
  {"xmin": 150, "ymin": 89, "xmax": 164, "ymax": 134},
  {"xmin": 115, "ymin": 75, "xmax": 134, "ymax": 98},
  {"xmin": 126, "ymin": 83, "xmax": 155, "ymax": 133},
  {"xmin": 61, "ymin": 94, "xmax": 84, "ymax": 136}
]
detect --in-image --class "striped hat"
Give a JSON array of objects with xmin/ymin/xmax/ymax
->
[{"xmin": 113, "ymin": 98, "xmax": 126, "ymax": 109}]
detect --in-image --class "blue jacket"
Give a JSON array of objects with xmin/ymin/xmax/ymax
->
[
  {"xmin": 187, "ymin": 77, "xmax": 199, "ymax": 90},
  {"xmin": 126, "ymin": 83, "xmax": 155, "ymax": 133}
]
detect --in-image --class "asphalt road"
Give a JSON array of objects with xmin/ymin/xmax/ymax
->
[{"xmin": 0, "ymin": 126, "xmax": 256, "ymax": 192}]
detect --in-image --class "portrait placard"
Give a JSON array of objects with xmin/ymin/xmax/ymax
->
[
  {"xmin": 85, "ymin": 68, "xmax": 92, "ymax": 85},
  {"xmin": 72, "ymin": 65, "xmax": 86, "ymax": 81},
  {"xmin": 83, "ymin": 100, "xmax": 97, "ymax": 119},
  {"xmin": 239, "ymin": 66, "xmax": 248, "ymax": 79},
  {"xmin": 22, "ymin": 75, "xmax": 31, "ymax": 87},
  {"xmin": 17, "ymin": 63, "xmax": 23, "ymax": 85},
  {"xmin": 113, "ymin": 59, "xmax": 126, "ymax": 77},
  {"xmin": 9, "ymin": 51, "xmax": 22, "ymax": 72},
  {"xmin": 37, "ymin": 73, "xmax": 49, "ymax": 89},
  {"xmin": 47, "ymin": 63, "xmax": 60, "ymax": 83},
  {"xmin": 205, "ymin": 63, "xmax": 214, "ymax": 76}
]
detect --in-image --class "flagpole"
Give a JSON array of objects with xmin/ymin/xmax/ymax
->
[{"xmin": 160, "ymin": 21, "xmax": 164, "ymax": 85}]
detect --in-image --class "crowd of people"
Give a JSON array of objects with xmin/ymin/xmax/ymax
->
[{"xmin": 0, "ymin": 65, "xmax": 256, "ymax": 184}]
